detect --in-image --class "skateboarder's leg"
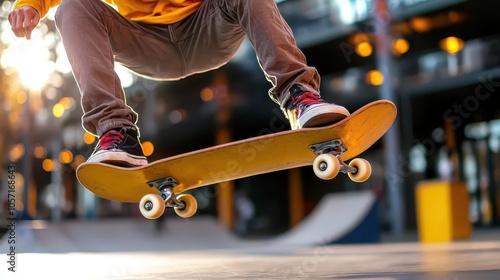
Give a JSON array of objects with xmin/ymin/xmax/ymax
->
[
  {"xmin": 227, "ymin": 0, "xmax": 350, "ymax": 129},
  {"xmin": 179, "ymin": 0, "xmax": 350, "ymax": 129},
  {"xmin": 55, "ymin": 0, "xmax": 179, "ymax": 165},
  {"xmin": 55, "ymin": 0, "xmax": 182, "ymax": 136}
]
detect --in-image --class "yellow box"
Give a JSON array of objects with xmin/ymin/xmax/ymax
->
[{"xmin": 415, "ymin": 180, "xmax": 472, "ymax": 243}]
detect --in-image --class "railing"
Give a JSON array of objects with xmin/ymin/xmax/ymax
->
[{"xmin": 277, "ymin": 0, "xmax": 469, "ymax": 47}]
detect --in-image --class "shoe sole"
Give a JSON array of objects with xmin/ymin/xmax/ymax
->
[
  {"xmin": 87, "ymin": 150, "xmax": 148, "ymax": 167},
  {"xmin": 297, "ymin": 104, "xmax": 350, "ymax": 129}
]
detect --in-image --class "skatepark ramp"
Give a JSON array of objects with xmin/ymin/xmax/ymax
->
[
  {"xmin": 0, "ymin": 191, "xmax": 378, "ymax": 253},
  {"xmin": 270, "ymin": 190, "xmax": 379, "ymax": 247},
  {"xmin": 0, "ymin": 217, "xmax": 242, "ymax": 253}
]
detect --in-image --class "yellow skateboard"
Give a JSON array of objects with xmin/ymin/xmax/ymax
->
[{"xmin": 76, "ymin": 100, "xmax": 397, "ymax": 219}]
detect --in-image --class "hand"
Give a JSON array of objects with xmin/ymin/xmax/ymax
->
[{"xmin": 8, "ymin": 6, "xmax": 40, "ymax": 40}]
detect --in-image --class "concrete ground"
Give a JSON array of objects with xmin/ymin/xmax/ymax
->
[{"xmin": 1, "ymin": 218, "xmax": 499, "ymax": 280}]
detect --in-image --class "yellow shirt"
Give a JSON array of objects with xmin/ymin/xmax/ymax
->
[{"xmin": 13, "ymin": 0, "xmax": 204, "ymax": 24}]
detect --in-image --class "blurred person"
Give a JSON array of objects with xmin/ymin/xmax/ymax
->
[
  {"xmin": 9, "ymin": 0, "xmax": 349, "ymax": 167},
  {"xmin": 234, "ymin": 189, "xmax": 255, "ymax": 236}
]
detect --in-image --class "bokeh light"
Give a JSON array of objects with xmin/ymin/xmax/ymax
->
[
  {"xmin": 42, "ymin": 159, "xmax": 55, "ymax": 172},
  {"xmin": 9, "ymin": 143, "xmax": 25, "ymax": 162},
  {"xmin": 200, "ymin": 87, "xmax": 214, "ymax": 102},
  {"xmin": 392, "ymin": 38, "xmax": 410, "ymax": 56},
  {"xmin": 59, "ymin": 149, "xmax": 74, "ymax": 164},
  {"xmin": 356, "ymin": 41, "xmax": 373, "ymax": 57},
  {"xmin": 84, "ymin": 132, "xmax": 96, "ymax": 145},
  {"xmin": 365, "ymin": 70, "xmax": 384, "ymax": 86},
  {"xmin": 142, "ymin": 141, "xmax": 155, "ymax": 157},
  {"xmin": 52, "ymin": 103, "xmax": 65, "ymax": 118},
  {"xmin": 34, "ymin": 145, "xmax": 48, "ymax": 159},
  {"xmin": 440, "ymin": 36, "xmax": 464, "ymax": 55}
]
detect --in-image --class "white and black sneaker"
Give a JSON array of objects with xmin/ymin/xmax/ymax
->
[
  {"xmin": 284, "ymin": 85, "xmax": 350, "ymax": 130},
  {"xmin": 87, "ymin": 127, "xmax": 147, "ymax": 167}
]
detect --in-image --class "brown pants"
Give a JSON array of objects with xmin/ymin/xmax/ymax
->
[{"xmin": 55, "ymin": 0, "xmax": 320, "ymax": 136}]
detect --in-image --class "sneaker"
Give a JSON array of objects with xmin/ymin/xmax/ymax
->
[
  {"xmin": 284, "ymin": 85, "xmax": 350, "ymax": 130},
  {"xmin": 87, "ymin": 127, "xmax": 148, "ymax": 167}
]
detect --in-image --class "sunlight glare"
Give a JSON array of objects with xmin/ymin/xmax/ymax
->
[
  {"xmin": 115, "ymin": 62, "xmax": 135, "ymax": 88},
  {"xmin": 55, "ymin": 41, "xmax": 72, "ymax": 74},
  {"xmin": 1, "ymin": 29, "xmax": 54, "ymax": 90}
]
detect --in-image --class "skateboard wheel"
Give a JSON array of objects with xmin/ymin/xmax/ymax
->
[
  {"xmin": 174, "ymin": 194, "xmax": 198, "ymax": 218},
  {"xmin": 348, "ymin": 158, "xmax": 372, "ymax": 182},
  {"xmin": 139, "ymin": 194, "xmax": 165, "ymax": 219},
  {"xmin": 313, "ymin": 154, "xmax": 340, "ymax": 180}
]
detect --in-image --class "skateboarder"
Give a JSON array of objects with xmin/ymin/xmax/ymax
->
[{"xmin": 9, "ymin": 0, "xmax": 350, "ymax": 167}]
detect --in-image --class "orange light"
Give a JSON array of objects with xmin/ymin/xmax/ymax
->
[
  {"xmin": 42, "ymin": 159, "xmax": 54, "ymax": 172},
  {"xmin": 439, "ymin": 36, "xmax": 464, "ymax": 55},
  {"xmin": 53, "ymin": 103, "xmax": 65, "ymax": 118},
  {"xmin": 59, "ymin": 149, "xmax": 74, "ymax": 164},
  {"xmin": 16, "ymin": 91, "xmax": 27, "ymax": 104},
  {"xmin": 200, "ymin": 87, "xmax": 214, "ymax": 102},
  {"xmin": 59, "ymin": 97, "xmax": 74, "ymax": 109},
  {"xmin": 366, "ymin": 70, "xmax": 384, "ymax": 86},
  {"xmin": 392, "ymin": 38, "xmax": 410, "ymax": 56},
  {"xmin": 33, "ymin": 145, "xmax": 47, "ymax": 159},
  {"xmin": 356, "ymin": 42, "xmax": 373, "ymax": 57},
  {"xmin": 9, "ymin": 144, "xmax": 25, "ymax": 162},
  {"xmin": 411, "ymin": 17, "xmax": 432, "ymax": 33},
  {"xmin": 83, "ymin": 131, "xmax": 96, "ymax": 145},
  {"xmin": 142, "ymin": 141, "xmax": 154, "ymax": 157}
]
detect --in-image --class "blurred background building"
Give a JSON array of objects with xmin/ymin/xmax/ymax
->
[{"xmin": 0, "ymin": 0, "xmax": 499, "ymax": 240}]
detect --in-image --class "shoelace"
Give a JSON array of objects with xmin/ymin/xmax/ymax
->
[
  {"xmin": 99, "ymin": 130, "xmax": 125, "ymax": 149},
  {"xmin": 290, "ymin": 92, "xmax": 322, "ymax": 107}
]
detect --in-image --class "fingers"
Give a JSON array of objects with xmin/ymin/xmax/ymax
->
[
  {"xmin": 24, "ymin": 11, "xmax": 40, "ymax": 40},
  {"xmin": 7, "ymin": 11, "xmax": 21, "ymax": 37},
  {"xmin": 8, "ymin": 9, "xmax": 23, "ymax": 37},
  {"xmin": 8, "ymin": 7, "xmax": 40, "ymax": 40},
  {"xmin": 16, "ymin": 11, "xmax": 27, "ymax": 38}
]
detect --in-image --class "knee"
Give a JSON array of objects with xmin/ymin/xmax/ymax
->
[
  {"xmin": 55, "ymin": 0, "xmax": 80, "ymax": 27},
  {"xmin": 55, "ymin": 0, "xmax": 100, "ymax": 27}
]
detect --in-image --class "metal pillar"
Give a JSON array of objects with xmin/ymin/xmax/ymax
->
[
  {"xmin": 21, "ymin": 90, "xmax": 31, "ymax": 220},
  {"xmin": 214, "ymin": 72, "xmax": 235, "ymax": 229},
  {"xmin": 374, "ymin": 0, "xmax": 404, "ymax": 235},
  {"xmin": 51, "ymin": 137, "xmax": 62, "ymax": 223}
]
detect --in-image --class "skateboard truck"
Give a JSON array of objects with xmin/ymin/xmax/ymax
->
[
  {"xmin": 309, "ymin": 139, "xmax": 347, "ymax": 155},
  {"xmin": 147, "ymin": 177, "xmax": 185, "ymax": 209},
  {"xmin": 139, "ymin": 177, "xmax": 199, "ymax": 219},
  {"xmin": 309, "ymin": 139, "xmax": 371, "ymax": 181}
]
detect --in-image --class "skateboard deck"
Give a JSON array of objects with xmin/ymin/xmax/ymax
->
[{"xmin": 77, "ymin": 100, "xmax": 397, "ymax": 219}]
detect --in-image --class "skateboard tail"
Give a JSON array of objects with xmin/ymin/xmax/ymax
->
[{"xmin": 337, "ymin": 100, "xmax": 397, "ymax": 160}]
